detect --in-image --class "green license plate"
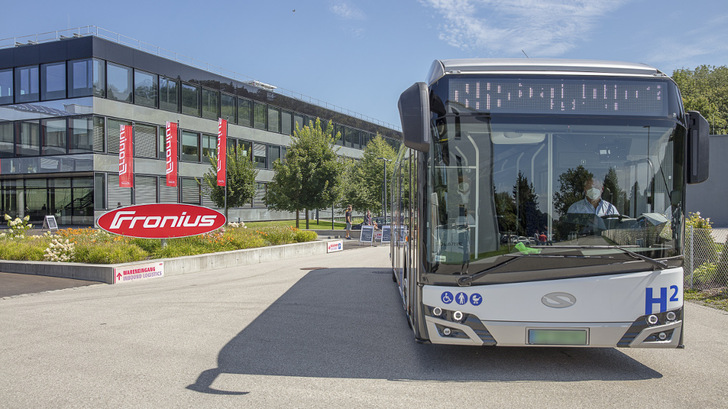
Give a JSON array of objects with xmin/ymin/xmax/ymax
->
[{"xmin": 528, "ymin": 329, "xmax": 588, "ymax": 345}]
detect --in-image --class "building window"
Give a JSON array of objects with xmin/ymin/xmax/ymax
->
[
  {"xmin": 201, "ymin": 133, "xmax": 216, "ymax": 161},
  {"xmin": 269, "ymin": 145, "xmax": 281, "ymax": 165},
  {"xmin": 134, "ymin": 70, "xmax": 158, "ymax": 108},
  {"xmin": 181, "ymin": 178, "xmax": 200, "ymax": 205},
  {"xmin": 92, "ymin": 59, "xmax": 105, "ymax": 97},
  {"xmin": 159, "ymin": 77, "xmax": 178, "ymax": 112},
  {"xmin": 69, "ymin": 117, "xmax": 94, "ymax": 154},
  {"xmin": 94, "ymin": 173, "xmax": 106, "ymax": 210},
  {"xmin": 221, "ymin": 93, "xmax": 235, "ymax": 123},
  {"xmin": 237, "ymin": 140, "xmax": 252, "ymax": 159},
  {"xmin": 134, "ymin": 175, "xmax": 157, "ymax": 205},
  {"xmin": 93, "ymin": 116, "xmax": 105, "ymax": 153},
  {"xmin": 0, "ymin": 69, "xmax": 13, "ymax": 104},
  {"xmin": 201, "ymin": 88, "xmax": 219, "ymax": 120},
  {"xmin": 159, "ymin": 176, "xmax": 178, "ymax": 203},
  {"xmin": 17, "ymin": 120, "xmax": 40, "ymax": 156},
  {"xmin": 42, "ymin": 118, "xmax": 67, "ymax": 155},
  {"xmin": 253, "ymin": 142, "xmax": 267, "ymax": 168},
  {"xmin": 0, "ymin": 122, "xmax": 13, "ymax": 157},
  {"xmin": 106, "ymin": 118, "xmax": 132, "ymax": 154},
  {"xmin": 294, "ymin": 114, "xmax": 304, "ymax": 132},
  {"xmin": 15, "ymin": 65, "xmax": 39, "ymax": 103},
  {"xmin": 181, "ymin": 131, "xmax": 199, "ymax": 162},
  {"xmin": 106, "ymin": 62, "xmax": 132, "ymax": 102},
  {"xmin": 238, "ymin": 98, "xmax": 252, "ymax": 127},
  {"xmin": 181, "ymin": 83, "xmax": 199, "ymax": 116},
  {"xmin": 281, "ymin": 111, "xmax": 292, "ymax": 135},
  {"xmin": 41, "ymin": 62, "xmax": 66, "ymax": 100},
  {"xmin": 268, "ymin": 106, "xmax": 280, "ymax": 133},
  {"xmin": 253, "ymin": 102, "xmax": 266, "ymax": 130},
  {"xmin": 68, "ymin": 59, "xmax": 92, "ymax": 98},
  {"xmin": 134, "ymin": 123, "xmax": 157, "ymax": 158}
]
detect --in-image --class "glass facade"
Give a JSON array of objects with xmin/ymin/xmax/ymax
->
[
  {"xmin": 107, "ymin": 62, "xmax": 132, "ymax": 102},
  {"xmin": 201, "ymin": 88, "xmax": 219, "ymax": 120},
  {"xmin": 0, "ymin": 68, "xmax": 12, "ymax": 104},
  {"xmin": 134, "ymin": 70, "xmax": 157, "ymax": 108},
  {"xmin": 181, "ymin": 83, "xmax": 199, "ymax": 116},
  {"xmin": 41, "ymin": 62, "xmax": 66, "ymax": 100},
  {"xmin": 159, "ymin": 77, "xmax": 178, "ymax": 112},
  {"xmin": 15, "ymin": 65, "xmax": 39, "ymax": 103}
]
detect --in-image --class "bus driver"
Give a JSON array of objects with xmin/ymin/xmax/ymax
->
[{"xmin": 567, "ymin": 178, "xmax": 619, "ymax": 217}]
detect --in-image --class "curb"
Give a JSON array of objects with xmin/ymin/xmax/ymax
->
[{"xmin": 0, "ymin": 239, "xmax": 340, "ymax": 284}]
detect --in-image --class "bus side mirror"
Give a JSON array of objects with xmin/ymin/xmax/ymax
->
[
  {"xmin": 686, "ymin": 111, "xmax": 709, "ymax": 184},
  {"xmin": 398, "ymin": 82, "xmax": 430, "ymax": 152}
]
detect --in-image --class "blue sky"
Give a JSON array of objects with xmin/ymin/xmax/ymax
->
[{"xmin": 2, "ymin": 0, "xmax": 727, "ymax": 129}]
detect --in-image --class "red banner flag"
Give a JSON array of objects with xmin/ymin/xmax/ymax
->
[
  {"xmin": 217, "ymin": 118, "xmax": 227, "ymax": 186},
  {"xmin": 165, "ymin": 122, "xmax": 178, "ymax": 187},
  {"xmin": 119, "ymin": 125, "xmax": 134, "ymax": 188}
]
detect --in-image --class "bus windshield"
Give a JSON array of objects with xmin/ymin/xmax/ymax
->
[{"xmin": 426, "ymin": 113, "xmax": 685, "ymax": 277}]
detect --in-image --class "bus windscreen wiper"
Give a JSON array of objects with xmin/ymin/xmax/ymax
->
[
  {"xmin": 547, "ymin": 245, "xmax": 669, "ymax": 270},
  {"xmin": 612, "ymin": 246, "xmax": 668, "ymax": 270},
  {"xmin": 456, "ymin": 246, "xmax": 669, "ymax": 286}
]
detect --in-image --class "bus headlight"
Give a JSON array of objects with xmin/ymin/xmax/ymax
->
[
  {"xmin": 453, "ymin": 311, "xmax": 464, "ymax": 321},
  {"xmin": 433, "ymin": 307, "xmax": 443, "ymax": 317},
  {"xmin": 647, "ymin": 314, "xmax": 659, "ymax": 325},
  {"xmin": 666, "ymin": 311, "xmax": 676, "ymax": 321}
]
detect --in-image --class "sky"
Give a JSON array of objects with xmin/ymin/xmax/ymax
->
[{"xmin": 1, "ymin": 0, "xmax": 727, "ymax": 129}]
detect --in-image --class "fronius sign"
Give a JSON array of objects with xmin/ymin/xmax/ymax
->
[{"xmin": 97, "ymin": 204, "xmax": 225, "ymax": 239}]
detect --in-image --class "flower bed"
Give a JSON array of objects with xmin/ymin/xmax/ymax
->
[{"xmin": 0, "ymin": 216, "xmax": 318, "ymax": 264}]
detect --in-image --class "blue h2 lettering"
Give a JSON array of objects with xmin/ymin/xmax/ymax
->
[{"xmin": 645, "ymin": 287, "xmax": 668, "ymax": 315}]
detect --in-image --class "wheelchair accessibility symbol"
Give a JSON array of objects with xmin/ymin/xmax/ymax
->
[{"xmin": 441, "ymin": 291, "xmax": 454, "ymax": 304}]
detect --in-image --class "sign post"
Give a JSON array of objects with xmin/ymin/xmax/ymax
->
[
  {"xmin": 359, "ymin": 225, "xmax": 374, "ymax": 245},
  {"xmin": 42, "ymin": 215, "xmax": 58, "ymax": 232}
]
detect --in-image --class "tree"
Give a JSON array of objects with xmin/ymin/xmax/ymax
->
[
  {"xmin": 201, "ymin": 148, "xmax": 258, "ymax": 220},
  {"xmin": 673, "ymin": 65, "xmax": 728, "ymax": 134},
  {"xmin": 265, "ymin": 118, "xmax": 343, "ymax": 229},
  {"xmin": 341, "ymin": 135, "xmax": 397, "ymax": 216}
]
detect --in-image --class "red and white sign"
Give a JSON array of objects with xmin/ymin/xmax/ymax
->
[
  {"xmin": 119, "ymin": 125, "xmax": 134, "ymax": 188},
  {"xmin": 114, "ymin": 261, "xmax": 164, "ymax": 284},
  {"xmin": 217, "ymin": 118, "xmax": 227, "ymax": 186},
  {"xmin": 327, "ymin": 240, "xmax": 343, "ymax": 253},
  {"xmin": 165, "ymin": 122, "xmax": 178, "ymax": 187},
  {"xmin": 97, "ymin": 204, "xmax": 226, "ymax": 239}
]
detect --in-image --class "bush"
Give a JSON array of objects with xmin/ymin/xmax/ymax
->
[
  {"xmin": 0, "ymin": 238, "xmax": 47, "ymax": 261},
  {"xmin": 294, "ymin": 230, "xmax": 318, "ymax": 242},
  {"xmin": 74, "ymin": 242, "xmax": 148, "ymax": 264},
  {"xmin": 690, "ymin": 262, "xmax": 719, "ymax": 288}
]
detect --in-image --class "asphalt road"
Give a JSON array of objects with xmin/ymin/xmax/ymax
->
[{"xmin": 1, "ymin": 246, "xmax": 727, "ymax": 408}]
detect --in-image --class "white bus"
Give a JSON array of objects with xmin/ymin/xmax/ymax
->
[{"xmin": 391, "ymin": 59, "xmax": 709, "ymax": 347}]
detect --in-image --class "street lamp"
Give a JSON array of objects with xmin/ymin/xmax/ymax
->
[{"xmin": 377, "ymin": 157, "xmax": 392, "ymax": 224}]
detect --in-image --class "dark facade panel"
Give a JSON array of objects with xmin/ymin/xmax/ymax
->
[{"xmin": 0, "ymin": 37, "xmax": 94, "ymax": 69}]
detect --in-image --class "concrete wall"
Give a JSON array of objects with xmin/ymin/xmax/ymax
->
[{"xmin": 686, "ymin": 135, "xmax": 728, "ymax": 227}]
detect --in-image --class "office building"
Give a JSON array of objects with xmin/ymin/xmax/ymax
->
[{"xmin": 0, "ymin": 27, "xmax": 400, "ymax": 226}]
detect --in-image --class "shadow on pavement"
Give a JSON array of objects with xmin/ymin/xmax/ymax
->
[{"xmin": 188, "ymin": 267, "xmax": 661, "ymax": 394}]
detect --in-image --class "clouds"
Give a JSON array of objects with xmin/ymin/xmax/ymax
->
[
  {"xmin": 330, "ymin": 2, "xmax": 366, "ymax": 20},
  {"xmin": 421, "ymin": 0, "xmax": 627, "ymax": 56}
]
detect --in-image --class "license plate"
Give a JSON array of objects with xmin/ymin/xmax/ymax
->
[{"xmin": 528, "ymin": 329, "xmax": 588, "ymax": 345}]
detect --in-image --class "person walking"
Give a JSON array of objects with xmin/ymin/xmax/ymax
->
[{"xmin": 345, "ymin": 205, "xmax": 353, "ymax": 239}]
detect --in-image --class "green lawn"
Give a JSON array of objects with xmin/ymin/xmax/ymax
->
[{"xmin": 245, "ymin": 219, "xmax": 361, "ymax": 230}]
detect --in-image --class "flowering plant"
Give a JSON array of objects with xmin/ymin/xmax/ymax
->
[{"xmin": 3, "ymin": 214, "xmax": 32, "ymax": 239}]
